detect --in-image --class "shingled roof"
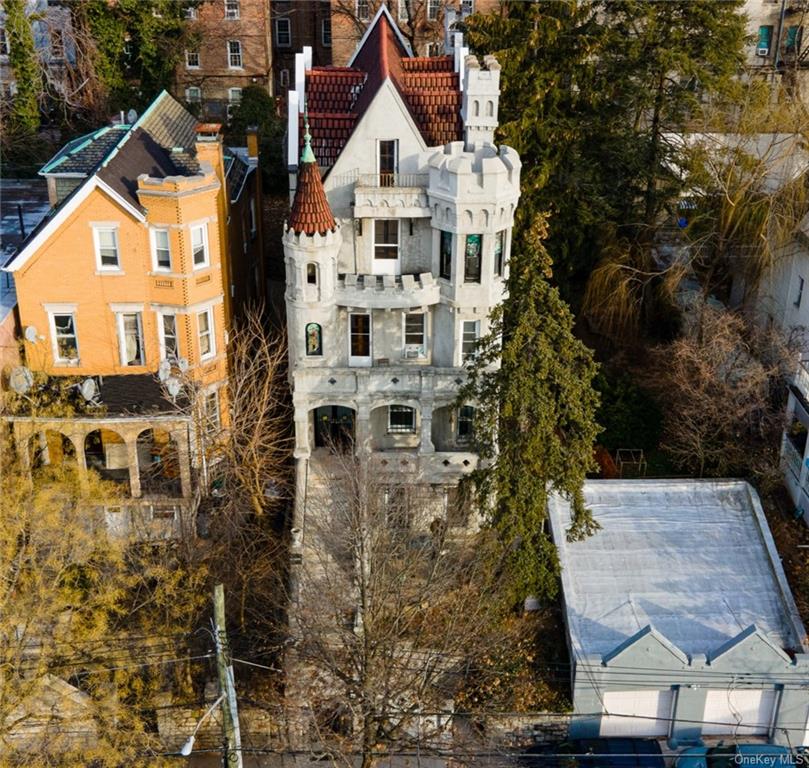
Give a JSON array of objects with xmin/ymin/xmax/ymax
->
[
  {"xmin": 302, "ymin": 7, "xmax": 463, "ymax": 172},
  {"xmin": 288, "ymin": 134, "xmax": 336, "ymax": 237}
]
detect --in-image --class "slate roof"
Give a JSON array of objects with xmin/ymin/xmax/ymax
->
[
  {"xmin": 40, "ymin": 126, "xmax": 130, "ymax": 175},
  {"xmin": 302, "ymin": 9, "xmax": 463, "ymax": 172},
  {"xmin": 288, "ymin": 153, "xmax": 336, "ymax": 236},
  {"xmin": 97, "ymin": 374, "xmax": 187, "ymax": 416}
]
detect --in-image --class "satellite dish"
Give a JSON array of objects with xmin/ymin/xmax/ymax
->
[
  {"xmin": 158, "ymin": 360, "xmax": 171, "ymax": 382},
  {"xmin": 177, "ymin": 357, "xmax": 189, "ymax": 373},
  {"xmin": 24, "ymin": 325, "xmax": 38, "ymax": 343},
  {"xmin": 166, "ymin": 377, "xmax": 181, "ymax": 398},
  {"xmin": 79, "ymin": 377, "xmax": 97, "ymax": 402},
  {"xmin": 127, "ymin": 108, "xmax": 138, "ymax": 124},
  {"xmin": 9, "ymin": 366, "xmax": 33, "ymax": 394}
]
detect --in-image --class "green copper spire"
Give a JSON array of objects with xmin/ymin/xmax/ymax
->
[{"xmin": 301, "ymin": 104, "xmax": 315, "ymax": 164}]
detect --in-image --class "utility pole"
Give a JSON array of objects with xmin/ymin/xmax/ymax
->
[{"xmin": 213, "ymin": 583, "xmax": 243, "ymax": 768}]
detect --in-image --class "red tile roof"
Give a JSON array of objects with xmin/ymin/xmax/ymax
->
[
  {"xmin": 302, "ymin": 11, "xmax": 463, "ymax": 173},
  {"xmin": 288, "ymin": 155, "xmax": 336, "ymax": 237}
]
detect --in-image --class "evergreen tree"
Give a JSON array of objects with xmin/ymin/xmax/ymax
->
[
  {"xmin": 4, "ymin": 0, "xmax": 41, "ymax": 137},
  {"xmin": 459, "ymin": 218, "xmax": 601, "ymax": 608}
]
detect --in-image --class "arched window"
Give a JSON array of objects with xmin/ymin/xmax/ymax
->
[
  {"xmin": 473, "ymin": 100, "xmax": 480, "ymax": 117},
  {"xmin": 306, "ymin": 263, "xmax": 318, "ymax": 285},
  {"xmin": 305, "ymin": 323, "xmax": 322, "ymax": 356},
  {"xmin": 486, "ymin": 100, "xmax": 494, "ymax": 117}
]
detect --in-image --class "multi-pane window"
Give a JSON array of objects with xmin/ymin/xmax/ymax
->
[
  {"xmin": 378, "ymin": 139, "xmax": 397, "ymax": 185},
  {"xmin": 796, "ymin": 276, "xmax": 805, "ymax": 308},
  {"xmin": 118, "ymin": 312, "xmax": 144, "ymax": 366},
  {"xmin": 225, "ymin": 0, "xmax": 240, "ymax": 19},
  {"xmin": 0, "ymin": 28, "xmax": 8, "ymax": 57},
  {"xmin": 462, "ymin": 320, "xmax": 479, "ymax": 362},
  {"xmin": 388, "ymin": 405, "xmax": 416, "ymax": 433},
  {"xmin": 464, "ymin": 234, "xmax": 482, "ymax": 283},
  {"xmin": 204, "ymin": 390, "xmax": 221, "ymax": 437},
  {"xmin": 457, "ymin": 405, "xmax": 474, "ymax": 443},
  {"xmin": 461, "ymin": 0, "xmax": 475, "ymax": 15},
  {"xmin": 374, "ymin": 220, "xmax": 399, "ymax": 260},
  {"xmin": 185, "ymin": 86, "xmax": 202, "ymax": 103},
  {"xmin": 94, "ymin": 227, "xmax": 120, "ymax": 270},
  {"xmin": 186, "ymin": 50, "xmax": 200, "ymax": 68},
  {"xmin": 51, "ymin": 29, "xmax": 64, "ymax": 59},
  {"xmin": 52, "ymin": 313, "xmax": 78, "ymax": 363},
  {"xmin": 350, "ymin": 314, "xmax": 371, "ymax": 359},
  {"xmin": 152, "ymin": 229, "xmax": 171, "ymax": 271},
  {"xmin": 275, "ymin": 18, "xmax": 291, "ymax": 47},
  {"xmin": 183, "ymin": 6, "xmax": 198, "ymax": 19},
  {"xmin": 191, "ymin": 224, "xmax": 208, "ymax": 268},
  {"xmin": 398, "ymin": 0, "xmax": 409, "ymax": 21},
  {"xmin": 321, "ymin": 17, "xmax": 331, "ymax": 47},
  {"xmin": 228, "ymin": 40, "xmax": 242, "ymax": 68},
  {"xmin": 227, "ymin": 87, "xmax": 242, "ymax": 120},
  {"xmin": 357, "ymin": 0, "xmax": 370, "ymax": 20},
  {"xmin": 160, "ymin": 314, "xmax": 179, "ymax": 360},
  {"xmin": 427, "ymin": 0, "xmax": 440, "ymax": 21},
  {"xmin": 440, "ymin": 230, "xmax": 452, "ymax": 280},
  {"xmin": 404, "ymin": 313, "xmax": 425, "ymax": 357},
  {"xmin": 198, "ymin": 308, "xmax": 215, "ymax": 359},
  {"xmin": 494, "ymin": 230, "xmax": 505, "ymax": 277}
]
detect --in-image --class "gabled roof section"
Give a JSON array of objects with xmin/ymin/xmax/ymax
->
[
  {"xmin": 40, "ymin": 125, "xmax": 129, "ymax": 176},
  {"xmin": 302, "ymin": 7, "xmax": 462, "ymax": 172},
  {"xmin": 288, "ymin": 133, "xmax": 336, "ymax": 237},
  {"xmin": 603, "ymin": 624, "xmax": 689, "ymax": 667}
]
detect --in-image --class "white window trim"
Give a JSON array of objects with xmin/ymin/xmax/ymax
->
[
  {"xmin": 398, "ymin": 0, "xmax": 409, "ymax": 22},
  {"xmin": 377, "ymin": 138, "xmax": 398, "ymax": 176},
  {"xmin": 275, "ymin": 17, "xmax": 292, "ymax": 47},
  {"xmin": 198, "ymin": 307, "xmax": 216, "ymax": 361},
  {"xmin": 348, "ymin": 313, "xmax": 372, "ymax": 367},
  {"xmin": 190, "ymin": 223, "xmax": 210, "ymax": 270},
  {"xmin": 460, "ymin": 319, "xmax": 480, "ymax": 365},
  {"xmin": 150, "ymin": 227, "xmax": 172, "ymax": 272},
  {"xmin": 225, "ymin": 0, "xmax": 240, "ymax": 19},
  {"xmin": 157, "ymin": 311, "xmax": 180, "ymax": 362},
  {"xmin": 47, "ymin": 310, "xmax": 80, "ymax": 366},
  {"xmin": 227, "ymin": 40, "xmax": 243, "ymax": 69},
  {"xmin": 402, "ymin": 312, "xmax": 426, "ymax": 359},
  {"xmin": 373, "ymin": 219, "xmax": 400, "ymax": 259},
  {"xmin": 356, "ymin": 0, "xmax": 370, "ymax": 21},
  {"xmin": 116, "ymin": 311, "xmax": 145, "ymax": 367},
  {"xmin": 92, "ymin": 225, "xmax": 121, "ymax": 271},
  {"xmin": 185, "ymin": 50, "xmax": 200, "ymax": 69},
  {"xmin": 185, "ymin": 86, "xmax": 202, "ymax": 103},
  {"xmin": 388, "ymin": 405, "xmax": 417, "ymax": 434}
]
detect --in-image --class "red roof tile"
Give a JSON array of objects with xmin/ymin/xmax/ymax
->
[
  {"xmin": 288, "ymin": 155, "xmax": 336, "ymax": 237},
  {"xmin": 301, "ymin": 11, "xmax": 463, "ymax": 172}
]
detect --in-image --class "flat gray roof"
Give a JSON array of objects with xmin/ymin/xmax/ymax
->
[{"xmin": 548, "ymin": 480, "xmax": 807, "ymax": 660}]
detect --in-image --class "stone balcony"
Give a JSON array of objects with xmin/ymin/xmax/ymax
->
[
  {"xmin": 369, "ymin": 450, "xmax": 478, "ymax": 480},
  {"xmin": 330, "ymin": 172, "xmax": 431, "ymax": 218},
  {"xmin": 335, "ymin": 272, "xmax": 440, "ymax": 309}
]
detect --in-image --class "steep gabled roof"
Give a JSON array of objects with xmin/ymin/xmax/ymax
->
[{"xmin": 302, "ymin": 6, "xmax": 463, "ymax": 172}]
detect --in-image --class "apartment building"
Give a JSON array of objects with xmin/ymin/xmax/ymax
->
[
  {"xmin": 176, "ymin": 0, "xmax": 272, "ymax": 121},
  {"xmin": 1, "ymin": 91, "xmax": 264, "ymax": 537},
  {"xmin": 283, "ymin": 6, "xmax": 520, "ymax": 535},
  {"xmin": 271, "ymin": 1, "xmax": 333, "ymax": 97}
]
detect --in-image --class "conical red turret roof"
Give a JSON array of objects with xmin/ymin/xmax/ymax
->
[{"xmin": 288, "ymin": 133, "xmax": 336, "ymax": 237}]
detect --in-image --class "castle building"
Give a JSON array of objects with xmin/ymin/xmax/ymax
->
[{"xmin": 283, "ymin": 6, "xmax": 520, "ymax": 528}]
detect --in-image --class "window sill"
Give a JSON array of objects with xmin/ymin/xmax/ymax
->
[
  {"xmin": 96, "ymin": 269, "xmax": 125, "ymax": 276},
  {"xmin": 54, "ymin": 359, "xmax": 81, "ymax": 367}
]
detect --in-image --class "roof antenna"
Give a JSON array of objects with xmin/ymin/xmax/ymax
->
[{"xmin": 301, "ymin": 102, "xmax": 315, "ymax": 164}]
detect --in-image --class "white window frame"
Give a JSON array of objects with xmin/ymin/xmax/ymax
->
[
  {"xmin": 158, "ymin": 312, "xmax": 179, "ymax": 362},
  {"xmin": 321, "ymin": 17, "xmax": 331, "ymax": 46},
  {"xmin": 275, "ymin": 17, "xmax": 291, "ymax": 47},
  {"xmin": 398, "ymin": 0, "xmax": 409, "ymax": 21},
  {"xmin": 349, "ymin": 312, "xmax": 372, "ymax": 367},
  {"xmin": 48, "ymin": 310, "xmax": 80, "ymax": 366},
  {"xmin": 356, "ymin": 0, "xmax": 371, "ymax": 20},
  {"xmin": 0, "ymin": 28, "xmax": 9, "ymax": 57},
  {"xmin": 116, "ymin": 311, "xmax": 145, "ymax": 367},
  {"xmin": 190, "ymin": 223, "xmax": 210, "ymax": 269},
  {"xmin": 372, "ymin": 219, "xmax": 400, "ymax": 275},
  {"xmin": 204, "ymin": 388, "xmax": 221, "ymax": 437},
  {"xmin": 185, "ymin": 50, "xmax": 200, "ymax": 68},
  {"xmin": 227, "ymin": 87, "xmax": 243, "ymax": 120},
  {"xmin": 461, "ymin": 319, "xmax": 480, "ymax": 363},
  {"xmin": 185, "ymin": 86, "xmax": 202, "ymax": 103},
  {"xmin": 427, "ymin": 0, "xmax": 440, "ymax": 21},
  {"xmin": 388, "ymin": 405, "xmax": 416, "ymax": 434},
  {"xmin": 93, "ymin": 225, "xmax": 121, "ymax": 271},
  {"xmin": 457, "ymin": 405, "xmax": 474, "ymax": 443},
  {"xmin": 183, "ymin": 6, "xmax": 198, "ymax": 19},
  {"xmin": 150, "ymin": 228, "xmax": 172, "ymax": 271},
  {"xmin": 197, "ymin": 307, "xmax": 216, "ymax": 360},
  {"xmin": 461, "ymin": 0, "xmax": 475, "ymax": 16},
  {"xmin": 403, "ymin": 312, "xmax": 426, "ymax": 359},
  {"xmin": 228, "ymin": 40, "xmax": 243, "ymax": 69},
  {"xmin": 225, "ymin": 0, "xmax": 240, "ymax": 19},
  {"xmin": 494, "ymin": 229, "xmax": 506, "ymax": 277}
]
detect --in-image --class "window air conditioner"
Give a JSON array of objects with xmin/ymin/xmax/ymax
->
[
  {"xmin": 757, "ymin": 46, "xmax": 770, "ymax": 56},
  {"xmin": 404, "ymin": 345, "xmax": 422, "ymax": 359}
]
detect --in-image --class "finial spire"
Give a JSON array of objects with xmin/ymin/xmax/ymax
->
[{"xmin": 301, "ymin": 102, "xmax": 315, "ymax": 164}]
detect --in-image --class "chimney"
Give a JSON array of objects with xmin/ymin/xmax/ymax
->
[
  {"xmin": 462, "ymin": 55, "xmax": 500, "ymax": 149},
  {"xmin": 194, "ymin": 122, "xmax": 224, "ymax": 177},
  {"xmin": 246, "ymin": 125, "xmax": 259, "ymax": 159}
]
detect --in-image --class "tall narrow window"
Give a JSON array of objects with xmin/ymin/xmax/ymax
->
[
  {"xmin": 204, "ymin": 390, "xmax": 221, "ymax": 436},
  {"xmin": 198, "ymin": 308, "xmax": 215, "ymax": 359},
  {"xmin": 94, "ymin": 227, "xmax": 120, "ymax": 270},
  {"xmin": 457, "ymin": 405, "xmax": 474, "ymax": 443},
  {"xmin": 404, "ymin": 313, "xmax": 425, "ymax": 358},
  {"xmin": 185, "ymin": 50, "xmax": 200, "ymax": 68},
  {"xmin": 398, "ymin": 0, "xmax": 409, "ymax": 21},
  {"xmin": 227, "ymin": 87, "xmax": 242, "ymax": 120},
  {"xmin": 118, "ymin": 312, "xmax": 144, "ymax": 366},
  {"xmin": 440, "ymin": 230, "xmax": 452, "ymax": 280},
  {"xmin": 494, "ymin": 230, "xmax": 505, "ymax": 277},
  {"xmin": 357, "ymin": 0, "xmax": 370, "ymax": 20},
  {"xmin": 152, "ymin": 229, "xmax": 171, "ymax": 271},
  {"xmin": 796, "ymin": 276, "xmax": 805, "ymax": 308},
  {"xmin": 461, "ymin": 0, "xmax": 474, "ymax": 15},
  {"xmin": 160, "ymin": 314, "xmax": 179, "ymax": 361},
  {"xmin": 786, "ymin": 25, "xmax": 803, "ymax": 53},
  {"xmin": 757, "ymin": 25, "xmax": 773, "ymax": 55},
  {"xmin": 462, "ymin": 320, "xmax": 479, "ymax": 362},
  {"xmin": 464, "ymin": 234, "xmax": 482, "ymax": 283},
  {"xmin": 388, "ymin": 405, "xmax": 416, "ymax": 433},
  {"xmin": 51, "ymin": 29, "xmax": 65, "ymax": 59},
  {"xmin": 374, "ymin": 220, "xmax": 399, "ymax": 260},
  {"xmin": 306, "ymin": 263, "xmax": 318, "ymax": 285},
  {"xmin": 305, "ymin": 322, "xmax": 322, "ymax": 356},
  {"xmin": 225, "ymin": 0, "xmax": 240, "ymax": 19},
  {"xmin": 51, "ymin": 313, "xmax": 79, "ymax": 363},
  {"xmin": 275, "ymin": 18, "xmax": 291, "ymax": 47},
  {"xmin": 280, "ymin": 69, "xmax": 290, "ymax": 88},
  {"xmin": 191, "ymin": 224, "xmax": 209, "ymax": 268},
  {"xmin": 228, "ymin": 40, "xmax": 242, "ymax": 68},
  {"xmin": 322, "ymin": 17, "xmax": 332, "ymax": 46},
  {"xmin": 0, "ymin": 28, "xmax": 8, "ymax": 57},
  {"xmin": 349, "ymin": 313, "xmax": 371, "ymax": 364},
  {"xmin": 249, "ymin": 198, "xmax": 257, "ymax": 236},
  {"xmin": 378, "ymin": 140, "xmax": 397, "ymax": 186},
  {"xmin": 427, "ymin": 0, "xmax": 440, "ymax": 20}
]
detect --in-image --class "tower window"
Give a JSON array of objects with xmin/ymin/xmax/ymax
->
[{"xmin": 306, "ymin": 263, "xmax": 318, "ymax": 285}]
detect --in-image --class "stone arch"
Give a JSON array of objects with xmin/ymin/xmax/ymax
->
[
  {"xmin": 84, "ymin": 428, "xmax": 130, "ymax": 491},
  {"xmin": 369, "ymin": 401, "xmax": 420, "ymax": 452},
  {"xmin": 136, "ymin": 427, "xmax": 181, "ymax": 497},
  {"xmin": 312, "ymin": 404, "xmax": 356, "ymax": 451},
  {"xmin": 28, "ymin": 430, "xmax": 77, "ymax": 471}
]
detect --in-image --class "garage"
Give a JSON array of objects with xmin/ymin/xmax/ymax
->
[
  {"xmin": 600, "ymin": 690, "xmax": 674, "ymax": 737},
  {"xmin": 702, "ymin": 689, "xmax": 777, "ymax": 736}
]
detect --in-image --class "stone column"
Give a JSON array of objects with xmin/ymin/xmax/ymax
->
[
  {"xmin": 293, "ymin": 406, "xmax": 310, "ymax": 459},
  {"xmin": 126, "ymin": 437, "xmax": 141, "ymax": 498},
  {"xmin": 420, "ymin": 401, "xmax": 435, "ymax": 453},
  {"xmin": 172, "ymin": 429, "xmax": 192, "ymax": 498},
  {"xmin": 355, "ymin": 403, "xmax": 372, "ymax": 456},
  {"xmin": 68, "ymin": 429, "xmax": 90, "ymax": 496}
]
